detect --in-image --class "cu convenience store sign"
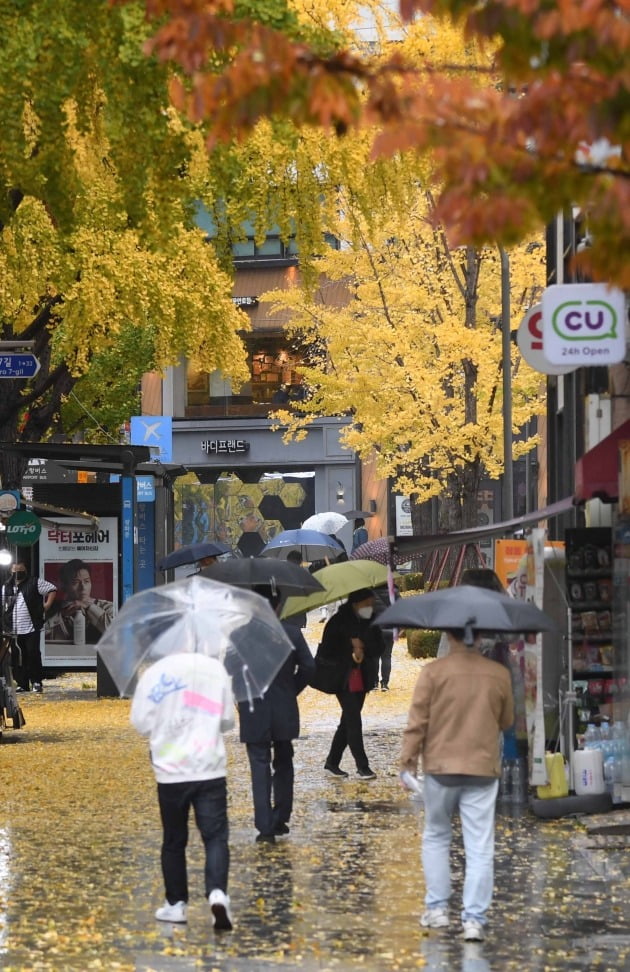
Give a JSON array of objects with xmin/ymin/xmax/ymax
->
[{"xmin": 542, "ymin": 283, "xmax": 627, "ymax": 365}]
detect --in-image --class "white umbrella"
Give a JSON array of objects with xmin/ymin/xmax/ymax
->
[{"xmin": 302, "ymin": 512, "xmax": 348, "ymax": 535}]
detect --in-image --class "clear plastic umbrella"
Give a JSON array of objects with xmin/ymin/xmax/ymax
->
[
  {"xmin": 301, "ymin": 512, "xmax": 348, "ymax": 535},
  {"xmin": 96, "ymin": 575, "xmax": 295, "ymax": 705}
]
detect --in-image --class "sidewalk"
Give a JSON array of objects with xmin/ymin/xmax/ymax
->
[{"xmin": 1, "ymin": 628, "xmax": 630, "ymax": 970}]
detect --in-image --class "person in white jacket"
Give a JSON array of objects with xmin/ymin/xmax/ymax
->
[{"xmin": 131, "ymin": 652, "xmax": 235, "ymax": 930}]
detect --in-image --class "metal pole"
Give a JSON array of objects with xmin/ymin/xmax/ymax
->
[{"xmin": 500, "ymin": 246, "xmax": 514, "ymax": 521}]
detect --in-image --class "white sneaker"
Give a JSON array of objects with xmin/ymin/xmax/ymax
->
[
  {"xmin": 155, "ymin": 900, "xmax": 187, "ymax": 923},
  {"xmin": 463, "ymin": 919, "xmax": 484, "ymax": 941},
  {"xmin": 209, "ymin": 888, "xmax": 233, "ymax": 931},
  {"xmin": 420, "ymin": 907, "xmax": 450, "ymax": 928}
]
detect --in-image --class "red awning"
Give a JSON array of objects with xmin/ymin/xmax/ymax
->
[{"xmin": 574, "ymin": 419, "xmax": 630, "ymax": 503}]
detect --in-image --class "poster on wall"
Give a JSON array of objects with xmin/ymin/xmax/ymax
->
[
  {"xmin": 40, "ymin": 517, "xmax": 118, "ymax": 668},
  {"xmin": 395, "ymin": 496, "xmax": 413, "ymax": 536}
]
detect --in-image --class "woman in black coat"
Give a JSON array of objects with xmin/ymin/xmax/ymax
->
[
  {"xmin": 316, "ymin": 588, "xmax": 384, "ymax": 781},
  {"xmin": 237, "ymin": 586, "xmax": 315, "ymax": 844}
]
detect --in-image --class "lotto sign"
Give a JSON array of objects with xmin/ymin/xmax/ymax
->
[
  {"xmin": 6, "ymin": 510, "xmax": 41, "ymax": 545},
  {"xmin": 516, "ymin": 304, "xmax": 577, "ymax": 376},
  {"xmin": 542, "ymin": 283, "xmax": 627, "ymax": 365}
]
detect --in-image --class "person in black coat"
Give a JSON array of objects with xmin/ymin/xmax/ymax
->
[
  {"xmin": 372, "ymin": 582, "xmax": 399, "ymax": 691},
  {"xmin": 316, "ymin": 588, "xmax": 384, "ymax": 781},
  {"xmin": 237, "ymin": 585, "xmax": 315, "ymax": 844}
]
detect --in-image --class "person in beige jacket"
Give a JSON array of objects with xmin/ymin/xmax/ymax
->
[{"xmin": 400, "ymin": 627, "xmax": 514, "ymax": 942}]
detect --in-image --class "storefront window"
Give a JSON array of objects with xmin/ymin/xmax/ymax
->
[
  {"xmin": 174, "ymin": 470, "xmax": 315, "ymax": 556},
  {"xmin": 186, "ymin": 343, "xmax": 305, "ymax": 414}
]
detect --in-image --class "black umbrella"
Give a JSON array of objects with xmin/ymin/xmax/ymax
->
[
  {"xmin": 158, "ymin": 541, "xmax": 232, "ymax": 571},
  {"xmin": 201, "ymin": 558, "xmax": 325, "ymax": 596},
  {"xmin": 373, "ymin": 586, "xmax": 556, "ymax": 645}
]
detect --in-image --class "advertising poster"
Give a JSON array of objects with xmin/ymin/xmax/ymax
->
[
  {"xmin": 40, "ymin": 517, "xmax": 118, "ymax": 668},
  {"xmin": 395, "ymin": 496, "xmax": 413, "ymax": 536},
  {"xmin": 494, "ymin": 538, "xmax": 528, "ymax": 589}
]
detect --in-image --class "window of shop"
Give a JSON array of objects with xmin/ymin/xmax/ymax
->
[
  {"xmin": 174, "ymin": 469, "xmax": 315, "ymax": 556},
  {"xmin": 186, "ymin": 341, "xmax": 306, "ymax": 416}
]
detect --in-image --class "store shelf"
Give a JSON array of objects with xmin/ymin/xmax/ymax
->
[{"xmin": 572, "ymin": 668, "xmax": 614, "ymax": 677}]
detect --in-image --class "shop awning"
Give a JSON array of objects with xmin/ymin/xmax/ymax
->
[
  {"xmin": 393, "ymin": 495, "xmax": 576, "ymax": 557},
  {"xmin": 574, "ymin": 419, "xmax": 630, "ymax": 503}
]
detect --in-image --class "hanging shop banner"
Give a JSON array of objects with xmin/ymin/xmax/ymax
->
[
  {"xmin": 527, "ymin": 528, "xmax": 548, "ymax": 786},
  {"xmin": 495, "ymin": 538, "xmax": 528, "ymax": 590},
  {"xmin": 542, "ymin": 283, "xmax": 627, "ymax": 366},
  {"xmin": 40, "ymin": 517, "xmax": 118, "ymax": 668},
  {"xmin": 516, "ymin": 304, "xmax": 577, "ymax": 376}
]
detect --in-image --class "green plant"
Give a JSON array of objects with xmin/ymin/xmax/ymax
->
[
  {"xmin": 406, "ymin": 629, "xmax": 441, "ymax": 659},
  {"xmin": 399, "ymin": 572, "xmax": 424, "ymax": 592}
]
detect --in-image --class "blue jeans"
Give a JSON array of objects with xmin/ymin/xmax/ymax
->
[
  {"xmin": 157, "ymin": 778, "xmax": 229, "ymax": 904},
  {"xmin": 422, "ymin": 775, "xmax": 499, "ymax": 925}
]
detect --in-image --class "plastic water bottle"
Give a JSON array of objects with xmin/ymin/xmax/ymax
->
[
  {"xmin": 400, "ymin": 771, "xmax": 423, "ymax": 801},
  {"xmin": 599, "ymin": 720, "xmax": 611, "ymax": 757},
  {"xmin": 612, "ymin": 722, "xmax": 626, "ymax": 757},
  {"xmin": 73, "ymin": 610, "xmax": 86, "ymax": 646},
  {"xmin": 584, "ymin": 724, "xmax": 601, "ymax": 750},
  {"xmin": 604, "ymin": 754, "xmax": 622, "ymax": 803}
]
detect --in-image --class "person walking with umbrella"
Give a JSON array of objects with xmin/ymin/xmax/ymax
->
[
  {"xmin": 399, "ymin": 625, "xmax": 514, "ymax": 942},
  {"xmin": 130, "ymin": 651, "xmax": 235, "ymax": 931},
  {"xmin": 316, "ymin": 588, "xmax": 384, "ymax": 780},
  {"xmin": 234, "ymin": 585, "xmax": 315, "ymax": 844}
]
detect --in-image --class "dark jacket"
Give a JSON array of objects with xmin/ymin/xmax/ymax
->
[
  {"xmin": 2, "ymin": 576, "xmax": 46, "ymax": 632},
  {"xmin": 313, "ymin": 601, "xmax": 384, "ymax": 694},
  {"xmin": 237, "ymin": 621, "xmax": 315, "ymax": 744}
]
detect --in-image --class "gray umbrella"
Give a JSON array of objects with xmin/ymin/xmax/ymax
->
[
  {"xmin": 158, "ymin": 541, "xmax": 232, "ymax": 571},
  {"xmin": 373, "ymin": 586, "xmax": 556, "ymax": 645},
  {"xmin": 201, "ymin": 558, "xmax": 325, "ymax": 596}
]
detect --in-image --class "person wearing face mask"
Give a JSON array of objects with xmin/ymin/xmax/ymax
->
[
  {"xmin": 2, "ymin": 562, "xmax": 56, "ymax": 693},
  {"xmin": 315, "ymin": 587, "xmax": 384, "ymax": 781}
]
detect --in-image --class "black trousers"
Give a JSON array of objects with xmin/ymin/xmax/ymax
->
[
  {"xmin": 157, "ymin": 777, "xmax": 229, "ymax": 905},
  {"xmin": 246, "ymin": 739, "xmax": 294, "ymax": 837},
  {"xmin": 379, "ymin": 633, "xmax": 394, "ymax": 687},
  {"xmin": 327, "ymin": 690, "xmax": 370, "ymax": 773},
  {"xmin": 12, "ymin": 631, "xmax": 43, "ymax": 690}
]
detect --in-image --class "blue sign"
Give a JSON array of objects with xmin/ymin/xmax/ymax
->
[
  {"xmin": 109, "ymin": 474, "xmax": 155, "ymax": 502},
  {"xmin": 0, "ymin": 353, "xmax": 41, "ymax": 378},
  {"xmin": 130, "ymin": 415, "xmax": 173, "ymax": 463}
]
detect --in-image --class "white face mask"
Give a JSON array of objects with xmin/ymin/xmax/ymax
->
[{"xmin": 356, "ymin": 606, "xmax": 373, "ymax": 620}]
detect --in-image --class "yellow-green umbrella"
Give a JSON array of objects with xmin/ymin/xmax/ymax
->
[{"xmin": 280, "ymin": 559, "xmax": 390, "ymax": 619}]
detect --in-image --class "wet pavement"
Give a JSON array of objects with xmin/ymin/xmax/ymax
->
[{"xmin": 1, "ymin": 623, "xmax": 630, "ymax": 971}]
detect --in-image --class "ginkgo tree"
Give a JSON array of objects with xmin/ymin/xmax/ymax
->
[
  {"xmin": 264, "ymin": 178, "xmax": 546, "ymax": 529},
  {"xmin": 0, "ymin": 0, "xmax": 250, "ymax": 488},
  {"xmin": 134, "ymin": 0, "xmax": 629, "ymax": 288}
]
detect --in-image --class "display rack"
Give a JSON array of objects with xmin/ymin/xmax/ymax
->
[{"xmin": 565, "ymin": 527, "xmax": 613, "ymax": 740}]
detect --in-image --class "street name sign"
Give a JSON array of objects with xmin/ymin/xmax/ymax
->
[{"xmin": 0, "ymin": 353, "xmax": 41, "ymax": 378}]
